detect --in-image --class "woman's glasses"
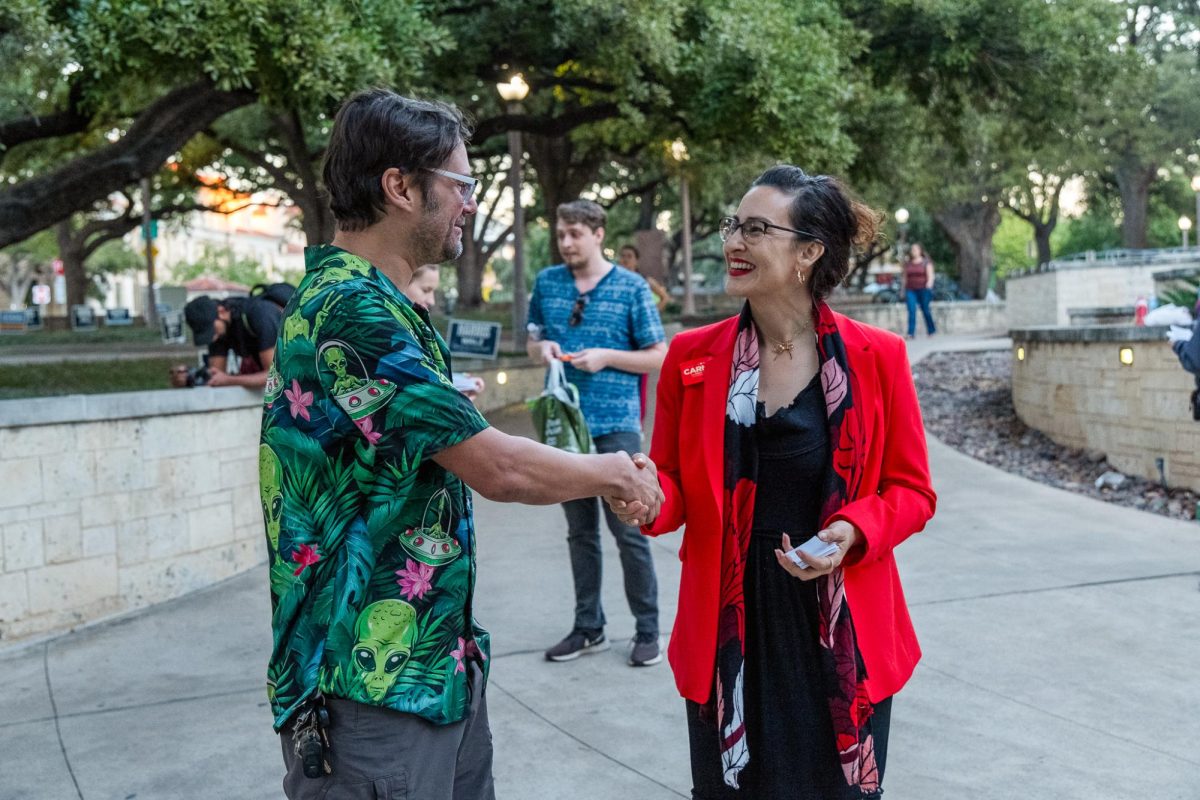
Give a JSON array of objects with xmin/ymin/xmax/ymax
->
[
  {"xmin": 719, "ymin": 216, "xmax": 821, "ymax": 245},
  {"xmin": 569, "ymin": 294, "xmax": 588, "ymax": 327}
]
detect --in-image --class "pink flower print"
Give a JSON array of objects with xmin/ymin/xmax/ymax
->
[
  {"xmin": 450, "ymin": 637, "xmax": 466, "ymax": 673},
  {"xmin": 354, "ymin": 415, "xmax": 382, "ymax": 445},
  {"xmin": 464, "ymin": 638, "xmax": 487, "ymax": 662},
  {"xmin": 285, "ymin": 379, "xmax": 313, "ymax": 421},
  {"xmin": 291, "ymin": 543, "xmax": 320, "ymax": 576},
  {"xmin": 395, "ymin": 558, "xmax": 434, "ymax": 601}
]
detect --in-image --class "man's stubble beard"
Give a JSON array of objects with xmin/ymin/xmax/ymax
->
[{"xmin": 413, "ymin": 191, "xmax": 463, "ymax": 264}]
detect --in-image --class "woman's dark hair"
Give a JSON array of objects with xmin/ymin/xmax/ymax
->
[
  {"xmin": 620, "ymin": 244, "xmax": 639, "ymax": 258},
  {"xmin": 750, "ymin": 165, "xmax": 880, "ymax": 300},
  {"xmin": 322, "ymin": 88, "xmax": 472, "ymax": 231}
]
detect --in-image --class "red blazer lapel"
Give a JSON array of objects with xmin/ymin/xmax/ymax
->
[{"xmin": 699, "ymin": 319, "xmax": 737, "ymax": 516}]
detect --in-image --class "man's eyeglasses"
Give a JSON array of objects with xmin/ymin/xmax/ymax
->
[
  {"xmin": 569, "ymin": 294, "xmax": 588, "ymax": 327},
  {"xmin": 424, "ymin": 168, "xmax": 478, "ymax": 201},
  {"xmin": 719, "ymin": 216, "xmax": 821, "ymax": 245}
]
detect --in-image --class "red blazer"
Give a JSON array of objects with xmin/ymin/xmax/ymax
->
[{"xmin": 644, "ymin": 312, "xmax": 936, "ymax": 705}]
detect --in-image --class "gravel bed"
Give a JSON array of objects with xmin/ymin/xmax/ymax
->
[{"xmin": 913, "ymin": 349, "xmax": 1200, "ymax": 521}]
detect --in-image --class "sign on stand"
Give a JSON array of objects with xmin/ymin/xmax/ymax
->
[
  {"xmin": 161, "ymin": 310, "xmax": 186, "ymax": 344},
  {"xmin": 446, "ymin": 319, "xmax": 502, "ymax": 360},
  {"xmin": 25, "ymin": 306, "xmax": 43, "ymax": 331},
  {"xmin": 71, "ymin": 305, "xmax": 98, "ymax": 332},
  {"xmin": 104, "ymin": 308, "xmax": 133, "ymax": 327},
  {"xmin": 0, "ymin": 310, "xmax": 27, "ymax": 334}
]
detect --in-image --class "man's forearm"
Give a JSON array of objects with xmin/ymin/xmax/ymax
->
[
  {"xmin": 227, "ymin": 372, "xmax": 268, "ymax": 389},
  {"xmin": 497, "ymin": 436, "xmax": 626, "ymax": 504},
  {"xmin": 603, "ymin": 345, "xmax": 666, "ymax": 374}
]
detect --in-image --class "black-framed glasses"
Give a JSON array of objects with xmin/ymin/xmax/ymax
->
[
  {"xmin": 568, "ymin": 294, "xmax": 588, "ymax": 327},
  {"xmin": 719, "ymin": 216, "xmax": 821, "ymax": 245},
  {"xmin": 424, "ymin": 168, "xmax": 478, "ymax": 201}
]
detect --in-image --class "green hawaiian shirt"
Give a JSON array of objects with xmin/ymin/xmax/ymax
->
[{"xmin": 259, "ymin": 244, "xmax": 490, "ymax": 731}]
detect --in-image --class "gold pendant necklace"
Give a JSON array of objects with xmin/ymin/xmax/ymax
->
[{"xmin": 770, "ymin": 339, "xmax": 796, "ymax": 359}]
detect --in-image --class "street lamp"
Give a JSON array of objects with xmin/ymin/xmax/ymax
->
[
  {"xmin": 894, "ymin": 207, "xmax": 910, "ymax": 261},
  {"xmin": 1179, "ymin": 215, "xmax": 1192, "ymax": 249},
  {"xmin": 496, "ymin": 73, "xmax": 530, "ymax": 349},
  {"xmin": 670, "ymin": 139, "xmax": 695, "ymax": 316},
  {"xmin": 1191, "ymin": 175, "xmax": 1200, "ymax": 248}
]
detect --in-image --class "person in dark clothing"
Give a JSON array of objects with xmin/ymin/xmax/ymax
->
[{"xmin": 183, "ymin": 293, "xmax": 284, "ymax": 388}]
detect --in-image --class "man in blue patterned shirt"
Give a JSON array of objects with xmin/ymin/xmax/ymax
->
[{"xmin": 526, "ymin": 199, "xmax": 668, "ymax": 667}]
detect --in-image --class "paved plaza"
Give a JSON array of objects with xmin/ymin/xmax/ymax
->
[{"xmin": 2, "ymin": 335, "xmax": 1197, "ymax": 799}]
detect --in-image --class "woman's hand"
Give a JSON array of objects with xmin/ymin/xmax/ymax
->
[
  {"xmin": 773, "ymin": 520, "xmax": 861, "ymax": 581},
  {"xmin": 605, "ymin": 453, "xmax": 660, "ymax": 527}
]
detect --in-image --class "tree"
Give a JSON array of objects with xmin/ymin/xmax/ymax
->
[
  {"xmin": 1079, "ymin": 3, "xmax": 1200, "ymax": 248},
  {"xmin": 0, "ymin": 0, "xmax": 447, "ymax": 247}
]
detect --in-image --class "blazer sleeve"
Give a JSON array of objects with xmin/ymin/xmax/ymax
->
[
  {"xmin": 642, "ymin": 339, "xmax": 687, "ymax": 536},
  {"xmin": 829, "ymin": 336, "xmax": 937, "ymax": 564}
]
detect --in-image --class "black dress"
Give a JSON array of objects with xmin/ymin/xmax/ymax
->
[{"xmin": 686, "ymin": 375, "xmax": 891, "ymax": 800}]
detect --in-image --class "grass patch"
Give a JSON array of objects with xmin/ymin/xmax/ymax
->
[
  {"xmin": 0, "ymin": 326, "xmax": 164, "ymax": 348},
  {"xmin": 0, "ymin": 358, "xmax": 182, "ymax": 399}
]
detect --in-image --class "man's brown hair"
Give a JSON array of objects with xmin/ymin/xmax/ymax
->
[{"xmin": 556, "ymin": 199, "xmax": 606, "ymax": 232}]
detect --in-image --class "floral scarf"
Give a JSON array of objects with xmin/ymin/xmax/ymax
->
[{"xmin": 715, "ymin": 301, "xmax": 881, "ymax": 794}]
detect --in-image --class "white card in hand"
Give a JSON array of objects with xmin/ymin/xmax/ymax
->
[{"xmin": 784, "ymin": 535, "xmax": 839, "ymax": 569}]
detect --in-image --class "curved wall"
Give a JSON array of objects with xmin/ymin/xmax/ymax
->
[
  {"xmin": 1011, "ymin": 326, "xmax": 1200, "ymax": 492},
  {"xmin": 0, "ymin": 361, "xmax": 545, "ymax": 643}
]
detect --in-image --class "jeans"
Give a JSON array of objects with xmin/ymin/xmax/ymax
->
[
  {"xmin": 905, "ymin": 287, "xmax": 937, "ymax": 336},
  {"xmin": 561, "ymin": 430, "xmax": 659, "ymax": 637}
]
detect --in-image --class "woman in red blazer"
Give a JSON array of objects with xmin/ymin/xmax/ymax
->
[{"xmin": 616, "ymin": 167, "xmax": 935, "ymax": 799}]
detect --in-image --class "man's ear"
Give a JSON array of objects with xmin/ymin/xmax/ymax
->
[{"xmin": 381, "ymin": 167, "xmax": 418, "ymax": 212}]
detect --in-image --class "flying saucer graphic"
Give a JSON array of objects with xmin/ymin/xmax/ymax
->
[{"xmin": 316, "ymin": 340, "xmax": 396, "ymax": 421}]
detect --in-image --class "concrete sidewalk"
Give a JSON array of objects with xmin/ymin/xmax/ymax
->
[{"xmin": 3, "ymin": 333, "xmax": 1198, "ymax": 799}]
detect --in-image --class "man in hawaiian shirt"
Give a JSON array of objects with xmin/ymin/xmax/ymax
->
[{"xmin": 260, "ymin": 88, "xmax": 662, "ymax": 800}]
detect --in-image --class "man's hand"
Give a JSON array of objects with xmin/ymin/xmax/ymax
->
[
  {"xmin": 534, "ymin": 340, "xmax": 564, "ymax": 364},
  {"xmin": 773, "ymin": 520, "xmax": 860, "ymax": 581},
  {"xmin": 206, "ymin": 367, "xmax": 233, "ymax": 387},
  {"xmin": 605, "ymin": 453, "xmax": 661, "ymax": 527},
  {"xmin": 565, "ymin": 348, "xmax": 612, "ymax": 373}
]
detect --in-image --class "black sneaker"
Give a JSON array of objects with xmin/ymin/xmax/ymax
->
[
  {"xmin": 544, "ymin": 629, "xmax": 609, "ymax": 662},
  {"xmin": 629, "ymin": 633, "xmax": 662, "ymax": 667}
]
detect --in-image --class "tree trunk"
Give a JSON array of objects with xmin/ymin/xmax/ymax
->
[
  {"xmin": 56, "ymin": 221, "xmax": 91, "ymax": 309},
  {"xmin": 275, "ymin": 110, "xmax": 335, "ymax": 244},
  {"xmin": 1033, "ymin": 222, "xmax": 1054, "ymax": 267},
  {"xmin": 456, "ymin": 238, "xmax": 484, "ymax": 310},
  {"xmin": 934, "ymin": 201, "xmax": 1002, "ymax": 298},
  {"xmin": 1114, "ymin": 158, "xmax": 1156, "ymax": 249},
  {"xmin": 0, "ymin": 81, "xmax": 255, "ymax": 248},
  {"xmin": 526, "ymin": 135, "xmax": 601, "ymax": 264}
]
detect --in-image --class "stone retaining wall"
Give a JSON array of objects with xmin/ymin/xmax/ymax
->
[
  {"xmin": 832, "ymin": 300, "xmax": 1008, "ymax": 336},
  {"xmin": 1010, "ymin": 326, "xmax": 1200, "ymax": 491},
  {"xmin": 1006, "ymin": 264, "xmax": 1183, "ymax": 328},
  {"xmin": 0, "ymin": 361, "xmax": 545, "ymax": 643}
]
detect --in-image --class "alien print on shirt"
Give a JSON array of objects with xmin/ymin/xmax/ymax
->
[{"xmin": 260, "ymin": 244, "xmax": 491, "ymax": 731}]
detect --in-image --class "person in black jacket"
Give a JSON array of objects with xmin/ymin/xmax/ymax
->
[{"xmin": 184, "ymin": 293, "xmax": 285, "ymax": 389}]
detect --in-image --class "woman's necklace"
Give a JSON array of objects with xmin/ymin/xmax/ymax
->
[{"xmin": 767, "ymin": 323, "xmax": 813, "ymax": 360}]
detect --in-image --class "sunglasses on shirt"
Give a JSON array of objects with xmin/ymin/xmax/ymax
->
[{"xmin": 569, "ymin": 294, "xmax": 588, "ymax": 327}]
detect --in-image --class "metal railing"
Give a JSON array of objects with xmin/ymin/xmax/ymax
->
[{"xmin": 1011, "ymin": 247, "xmax": 1200, "ymax": 277}]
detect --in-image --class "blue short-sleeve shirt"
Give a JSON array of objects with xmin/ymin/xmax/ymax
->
[{"xmin": 527, "ymin": 264, "xmax": 665, "ymax": 436}]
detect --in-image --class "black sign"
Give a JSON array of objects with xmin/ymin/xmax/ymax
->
[
  {"xmin": 71, "ymin": 305, "xmax": 98, "ymax": 331},
  {"xmin": 104, "ymin": 307, "xmax": 133, "ymax": 326},
  {"xmin": 161, "ymin": 311, "xmax": 186, "ymax": 344},
  {"xmin": 0, "ymin": 309, "xmax": 27, "ymax": 334},
  {"xmin": 24, "ymin": 306, "xmax": 42, "ymax": 330},
  {"xmin": 446, "ymin": 319, "xmax": 502, "ymax": 360}
]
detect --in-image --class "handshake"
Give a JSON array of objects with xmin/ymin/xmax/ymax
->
[{"xmin": 602, "ymin": 452, "xmax": 663, "ymax": 528}]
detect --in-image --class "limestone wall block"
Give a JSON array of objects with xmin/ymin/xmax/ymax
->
[
  {"xmin": 0, "ymin": 457, "xmax": 44, "ymax": 509},
  {"xmin": 0, "ymin": 571, "xmax": 29, "ymax": 624},
  {"xmin": 82, "ymin": 525, "xmax": 117, "ymax": 558},
  {"xmin": 43, "ymin": 514, "xmax": 84, "ymax": 564},
  {"xmin": 27, "ymin": 555, "xmax": 118, "ymax": 615},
  {"xmin": 3, "ymin": 519, "xmax": 44, "ymax": 571}
]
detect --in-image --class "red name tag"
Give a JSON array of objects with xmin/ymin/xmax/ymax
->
[{"xmin": 681, "ymin": 358, "xmax": 709, "ymax": 385}]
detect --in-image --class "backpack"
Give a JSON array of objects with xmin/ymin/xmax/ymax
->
[{"xmin": 249, "ymin": 282, "xmax": 296, "ymax": 310}]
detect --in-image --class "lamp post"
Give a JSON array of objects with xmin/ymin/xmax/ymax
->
[
  {"xmin": 1191, "ymin": 175, "xmax": 1200, "ymax": 248},
  {"xmin": 894, "ymin": 207, "xmax": 910, "ymax": 261},
  {"xmin": 670, "ymin": 139, "xmax": 695, "ymax": 316},
  {"xmin": 496, "ymin": 74, "xmax": 530, "ymax": 349},
  {"xmin": 1180, "ymin": 215, "xmax": 1193, "ymax": 249}
]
